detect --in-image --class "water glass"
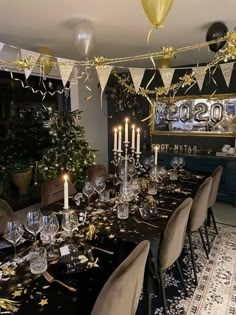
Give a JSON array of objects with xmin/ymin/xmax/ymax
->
[
  {"xmin": 29, "ymin": 247, "xmax": 47, "ymax": 274},
  {"xmin": 148, "ymin": 181, "xmax": 157, "ymax": 195},
  {"xmin": 117, "ymin": 203, "xmax": 129, "ymax": 219},
  {"xmin": 24, "ymin": 209, "xmax": 43, "ymax": 243},
  {"xmin": 100, "ymin": 189, "xmax": 110, "ymax": 202},
  {"xmin": 4, "ymin": 220, "xmax": 24, "ymax": 260},
  {"xmin": 169, "ymin": 169, "xmax": 178, "ymax": 181}
]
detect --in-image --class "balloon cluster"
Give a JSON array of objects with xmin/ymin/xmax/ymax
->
[{"xmin": 206, "ymin": 22, "xmax": 228, "ymax": 53}]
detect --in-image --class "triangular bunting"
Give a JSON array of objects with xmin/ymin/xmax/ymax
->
[
  {"xmin": 193, "ymin": 66, "xmax": 206, "ymax": 91},
  {"xmin": 20, "ymin": 49, "xmax": 40, "ymax": 79},
  {"xmin": 159, "ymin": 68, "xmax": 175, "ymax": 88},
  {"xmin": 96, "ymin": 65, "xmax": 113, "ymax": 92},
  {"xmin": 57, "ymin": 57, "xmax": 75, "ymax": 87},
  {"xmin": 0, "ymin": 42, "xmax": 5, "ymax": 54},
  {"xmin": 220, "ymin": 62, "xmax": 234, "ymax": 87},
  {"xmin": 129, "ymin": 68, "xmax": 145, "ymax": 92}
]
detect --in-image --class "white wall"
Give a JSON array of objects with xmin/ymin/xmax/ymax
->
[{"xmin": 71, "ymin": 70, "xmax": 108, "ymax": 168}]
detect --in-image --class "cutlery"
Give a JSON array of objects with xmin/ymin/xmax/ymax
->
[
  {"xmin": 80, "ymin": 242, "xmax": 114, "ymax": 255},
  {"xmin": 132, "ymin": 216, "xmax": 159, "ymax": 228},
  {"xmin": 42, "ymin": 271, "xmax": 77, "ymax": 292}
]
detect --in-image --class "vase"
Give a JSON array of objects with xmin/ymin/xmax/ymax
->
[{"xmin": 11, "ymin": 169, "xmax": 32, "ymax": 196}]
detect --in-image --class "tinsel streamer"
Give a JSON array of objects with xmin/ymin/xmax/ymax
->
[
  {"xmin": 76, "ymin": 63, "xmax": 92, "ymax": 101},
  {"xmin": 145, "ymin": 56, "xmax": 157, "ymax": 90}
]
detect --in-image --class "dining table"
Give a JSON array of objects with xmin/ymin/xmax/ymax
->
[{"xmin": 0, "ymin": 170, "xmax": 206, "ymax": 315}]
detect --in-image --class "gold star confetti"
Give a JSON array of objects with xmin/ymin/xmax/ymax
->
[
  {"xmin": 3, "ymin": 267, "xmax": 16, "ymax": 276},
  {"xmin": 108, "ymin": 234, "xmax": 115, "ymax": 239},
  {"xmin": 162, "ymin": 46, "xmax": 176, "ymax": 59},
  {"xmin": 12, "ymin": 290, "xmax": 22, "ymax": 298},
  {"xmin": 39, "ymin": 298, "xmax": 48, "ymax": 306}
]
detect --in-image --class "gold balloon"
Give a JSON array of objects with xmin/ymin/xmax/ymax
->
[
  {"xmin": 155, "ymin": 58, "xmax": 172, "ymax": 68},
  {"xmin": 38, "ymin": 47, "xmax": 53, "ymax": 76},
  {"xmin": 141, "ymin": 0, "xmax": 174, "ymax": 28}
]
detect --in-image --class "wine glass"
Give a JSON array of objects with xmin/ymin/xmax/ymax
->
[
  {"xmin": 171, "ymin": 157, "xmax": 179, "ymax": 170},
  {"xmin": 4, "ymin": 220, "xmax": 24, "ymax": 260},
  {"xmin": 128, "ymin": 163, "xmax": 136, "ymax": 180},
  {"xmin": 41, "ymin": 213, "xmax": 59, "ymax": 261},
  {"xmin": 83, "ymin": 181, "xmax": 95, "ymax": 208},
  {"xmin": 143, "ymin": 157, "xmax": 150, "ymax": 173},
  {"xmin": 61, "ymin": 209, "xmax": 79, "ymax": 239},
  {"xmin": 178, "ymin": 157, "xmax": 185, "ymax": 171},
  {"xmin": 24, "ymin": 209, "xmax": 43, "ymax": 245},
  {"xmin": 94, "ymin": 177, "xmax": 106, "ymax": 206}
]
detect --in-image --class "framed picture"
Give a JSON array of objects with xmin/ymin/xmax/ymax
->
[{"xmin": 150, "ymin": 94, "xmax": 236, "ymax": 137}]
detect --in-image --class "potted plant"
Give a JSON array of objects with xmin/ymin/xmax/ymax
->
[{"xmin": 9, "ymin": 162, "xmax": 33, "ymax": 196}]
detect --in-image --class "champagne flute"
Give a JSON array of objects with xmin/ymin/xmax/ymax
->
[
  {"xmin": 83, "ymin": 181, "xmax": 95, "ymax": 208},
  {"xmin": 41, "ymin": 213, "xmax": 60, "ymax": 261},
  {"xmin": 4, "ymin": 220, "xmax": 24, "ymax": 260},
  {"xmin": 61, "ymin": 209, "xmax": 78, "ymax": 240},
  {"xmin": 94, "ymin": 177, "xmax": 106, "ymax": 206},
  {"xmin": 24, "ymin": 209, "xmax": 43, "ymax": 245}
]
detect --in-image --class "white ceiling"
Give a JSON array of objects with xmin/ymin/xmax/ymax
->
[{"xmin": 0, "ymin": 0, "xmax": 235, "ymax": 68}]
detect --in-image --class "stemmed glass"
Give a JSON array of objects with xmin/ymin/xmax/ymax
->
[
  {"xmin": 61, "ymin": 209, "xmax": 79, "ymax": 239},
  {"xmin": 83, "ymin": 181, "xmax": 95, "ymax": 208},
  {"xmin": 178, "ymin": 157, "xmax": 185, "ymax": 171},
  {"xmin": 128, "ymin": 162, "xmax": 136, "ymax": 181},
  {"xmin": 171, "ymin": 157, "xmax": 179, "ymax": 170},
  {"xmin": 41, "ymin": 213, "xmax": 60, "ymax": 261},
  {"xmin": 94, "ymin": 177, "xmax": 106, "ymax": 206},
  {"xmin": 24, "ymin": 209, "xmax": 43, "ymax": 245},
  {"xmin": 143, "ymin": 157, "xmax": 150, "ymax": 173},
  {"xmin": 4, "ymin": 220, "xmax": 24, "ymax": 260}
]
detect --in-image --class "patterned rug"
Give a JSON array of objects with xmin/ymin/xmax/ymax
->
[{"xmin": 151, "ymin": 223, "xmax": 236, "ymax": 315}]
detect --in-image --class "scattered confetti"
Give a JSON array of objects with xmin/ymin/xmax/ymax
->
[{"xmin": 38, "ymin": 298, "xmax": 48, "ymax": 306}]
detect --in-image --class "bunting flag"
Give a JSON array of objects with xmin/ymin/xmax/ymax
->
[
  {"xmin": 0, "ymin": 42, "xmax": 5, "ymax": 54},
  {"xmin": 193, "ymin": 66, "xmax": 206, "ymax": 91},
  {"xmin": 20, "ymin": 49, "xmax": 40, "ymax": 79},
  {"xmin": 57, "ymin": 57, "xmax": 75, "ymax": 87},
  {"xmin": 159, "ymin": 68, "xmax": 175, "ymax": 88},
  {"xmin": 220, "ymin": 62, "xmax": 234, "ymax": 87},
  {"xmin": 129, "ymin": 67, "xmax": 145, "ymax": 92},
  {"xmin": 96, "ymin": 65, "xmax": 113, "ymax": 92}
]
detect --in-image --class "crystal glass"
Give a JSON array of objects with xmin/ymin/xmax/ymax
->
[
  {"xmin": 83, "ymin": 181, "xmax": 95, "ymax": 208},
  {"xmin": 117, "ymin": 203, "xmax": 129, "ymax": 219},
  {"xmin": 178, "ymin": 157, "xmax": 185, "ymax": 170},
  {"xmin": 41, "ymin": 213, "xmax": 59, "ymax": 261},
  {"xmin": 4, "ymin": 220, "xmax": 24, "ymax": 260},
  {"xmin": 128, "ymin": 162, "xmax": 136, "ymax": 180},
  {"xmin": 143, "ymin": 157, "xmax": 150, "ymax": 173},
  {"xmin": 61, "ymin": 209, "xmax": 79, "ymax": 239},
  {"xmin": 94, "ymin": 177, "xmax": 106, "ymax": 206},
  {"xmin": 171, "ymin": 157, "xmax": 179, "ymax": 170},
  {"xmin": 120, "ymin": 181, "xmax": 133, "ymax": 202},
  {"xmin": 24, "ymin": 209, "xmax": 43, "ymax": 244},
  {"xmin": 29, "ymin": 247, "xmax": 47, "ymax": 274}
]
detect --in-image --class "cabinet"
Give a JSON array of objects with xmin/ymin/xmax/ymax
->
[{"xmin": 158, "ymin": 152, "xmax": 236, "ymax": 207}]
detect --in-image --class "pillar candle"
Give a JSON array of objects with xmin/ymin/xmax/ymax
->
[
  {"xmin": 125, "ymin": 118, "xmax": 129, "ymax": 143},
  {"xmin": 113, "ymin": 128, "xmax": 118, "ymax": 151},
  {"xmin": 118, "ymin": 126, "xmax": 122, "ymax": 151},
  {"xmin": 154, "ymin": 146, "xmax": 158, "ymax": 166},
  {"xmin": 63, "ymin": 174, "xmax": 69, "ymax": 209},
  {"xmin": 131, "ymin": 125, "xmax": 135, "ymax": 149},
  {"xmin": 136, "ymin": 128, "xmax": 140, "ymax": 153}
]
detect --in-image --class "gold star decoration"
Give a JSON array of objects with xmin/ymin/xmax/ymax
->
[
  {"xmin": 3, "ymin": 267, "xmax": 16, "ymax": 276},
  {"xmin": 12, "ymin": 290, "xmax": 22, "ymax": 298},
  {"xmin": 179, "ymin": 73, "xmax": 195, "ymax": 87},
  {"xmin": 108, "ymin": 234, "xmax": 115, "ymax": 239},
  {"xmin": 162, "ymin": 46, "xmax": 176, "ymax": 59},
  {"xmin": 38, "ymin": 298, "xmax": 48, "ymax": 306}
]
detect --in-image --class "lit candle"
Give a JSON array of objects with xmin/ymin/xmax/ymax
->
[
  {"xmin": 118, "ymin": 126, "xmax": 122, "ymax": 151},
  {"xmin": 113, "ymin": 127, "xmax": 118, "ymax": 151},
  {"xmin": 154, "ymin": 145, "xmax": 158, "ymax": 166},
  {"xmin": 136, "ymin": 128, "xmax": 140, "ymax": 153},
  {"xmin": 125, "ymin": 118, "xmax": 129, "ymax": 143},
  {"xmin": 131, "ymin": 125, "xmax": 135, "ymax": 149},
  {"xmin": 63, "ymin": 174, "xmax": 69, "ymax": 209}
]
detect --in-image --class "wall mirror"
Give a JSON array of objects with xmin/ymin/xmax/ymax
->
[{"xmin": 150, "ymin": 94, "xmax": 236, "ymax": 137}]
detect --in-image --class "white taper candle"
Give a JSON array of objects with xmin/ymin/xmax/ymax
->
[
  {"xmin": 113, "ymin": 128, "xmax": 118, "ymax": 151},
  {"xmin": 125, "ymin": 118, "xmax": 129, "ymax": 143},
  {"xmin": 63, "ymin": 174, "xmax": 69, "ymax": 209},
  {"xmin": 131, "ymin": 125, "xmax": 135, "ymax": 149}
]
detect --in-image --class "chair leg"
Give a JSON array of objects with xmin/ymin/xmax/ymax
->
[
  {"xmin": 204, "ymin": 221, "xmax": 211, "ymax": 253},
  {"xmin": 187, "ymin": 230, "xmax": 198, "ymax": 285},
  {"xmin": 159, "ymin": 270, "xmax": 167, "ymax": 315},
  {"xmin": 199, "ymin": 228, "xmax": 209, "ymax": 259},
  {"xmin": 176, "ymin": 259, "xmax": 188, "ymax": 297},
  {"xmin": 209, "ymin": 207, "xmax": 218, "ymax": 235}
]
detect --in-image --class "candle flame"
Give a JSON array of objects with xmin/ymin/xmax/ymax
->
[
  {"xmin": 125, "ymin": 117, "xmax": 129, "ymax": 122},
  {"xmin": 63, "ymin": 174, "xmax": 68, "ymax": 181},
  {"xmin": 132, "ymin": 124, "xmax": 135, "ymax": 129},
  {"xmin": 137, "ymin": 128, "xmax": 140, "ymax": 132},
  {"xmin": 114, "ymin": 127, "xmax": 118, "ymax": 132},
  {"xmin": 118, "ymin": 125, "xmax": 122, "ymax": 130}
]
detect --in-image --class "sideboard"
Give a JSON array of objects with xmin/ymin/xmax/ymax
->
[{"xmin": 158, "ymin": 152, "xmax": 236, "ymax": 207}]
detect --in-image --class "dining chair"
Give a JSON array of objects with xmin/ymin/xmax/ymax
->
[
  {"xmin": 187, "ymin": 177, "xmax": 212, "ymax": 285},
  {"xmin": 0, "ymin": 199, "xmax": 16, "ymax": 235},
  {"xmin": 154, "ymin": 197, "xmax": 193, "ymax": 315},
  {"xmin": 41, "ymin": 178, "xmax": 77, "ymax": 207},
  {"xmin": 207, "ymin": 165, "xmax": 223, "ymax": 234},
  {"xmin": 91, "ymin": 240, "xmax": 150, "ymax": 315},
  {"xmin": 87, "ymin": 164, "xmax": 109, "ymax": 183}
]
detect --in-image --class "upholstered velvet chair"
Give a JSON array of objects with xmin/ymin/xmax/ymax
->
[
  {"xmin": 87, "ymin": 164, "xmax": 109, "ymax": 183},
  {"xmin": 41, "ymin": 178, "xmax": 77, "ymax": 207},
  {"xmin": 187, "ymin": 177, "xmax": 212, "ymax": 285},
  {"xmin": 0, "ymin": 199, "xmax": 15, "ymax": 235},
  {"xmin": 91, "ymin": 240, "xmax": 150, "ymax": 315},
  {"xmin": 155, "ymin": 198, "xmax": 193, "ymax": 315},
  {"xmin": 208, "ymin": 165, "xmax": 223, "ymax": 234}
]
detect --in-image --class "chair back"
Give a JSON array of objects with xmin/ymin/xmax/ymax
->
[
  {"xmin": 91, "ymin": 240, "xmax": 150, "ymax": 315},
  {"xmin": 41, "ymin": 178, "xmax": 77, "ymax": 207},
  {"xmin": 208, "ymin": 165, "xmax": 223, "ymax": 208},
  {"xmin": 158, "ymin": 198, "xmax": 193, "ymax": 271},
  {"xmin": 87, "ymin": 164, "xmax": 109, "ymax": 183},
  {"xmin": 188, "ymin": 177, "xmax": 212, "ymax": 232},
  {"xmin": 0, "ymin": 199, "xmax": 15, "ymax": 235}
]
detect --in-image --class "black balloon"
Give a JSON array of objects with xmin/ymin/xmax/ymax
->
[{"xmin": 206, "ymin": 22, "xmax": 228, "ymax": 52}]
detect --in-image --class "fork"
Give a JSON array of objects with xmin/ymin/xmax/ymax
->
[
  {"xmin": 42, "ymin": 271, "xmax": 77, "ymax": 292},
  {"xmin": 132, "ymin": 216, "xmax": 159, "ymax": 228}
]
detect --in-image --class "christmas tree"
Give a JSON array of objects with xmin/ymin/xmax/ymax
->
[{"xmin": 37, "ymin": 109, "xmax": 96, "ymax": 187}]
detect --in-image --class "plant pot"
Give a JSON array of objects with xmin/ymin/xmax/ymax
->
[{"xmin": 11, "ymin": 169, "xmax": 33, "ymax": 195}]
